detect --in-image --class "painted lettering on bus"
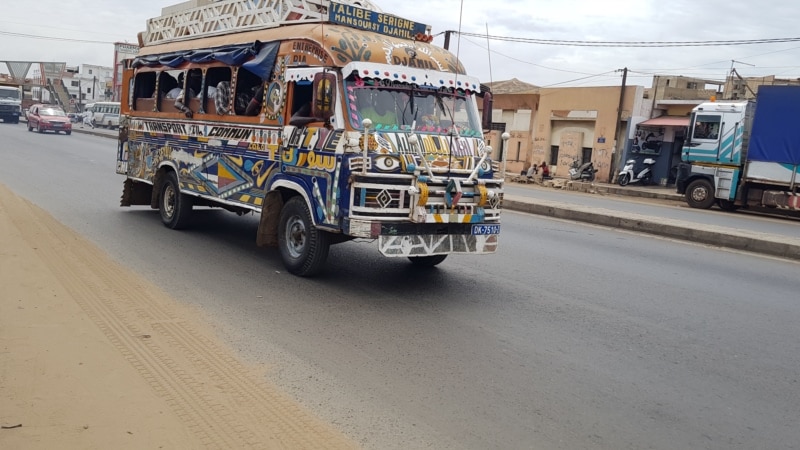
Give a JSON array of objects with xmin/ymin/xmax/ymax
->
[
  {"xmin": 207, "ymin": 126, "xmax": 252, "ymax": 141},
  {"xmin": 282, "ymin": 148, "xmax": 336, "ymax": 171},
  {"xmin": 144, "ymin": 121, "xmax": 188, "ymax": 135}
]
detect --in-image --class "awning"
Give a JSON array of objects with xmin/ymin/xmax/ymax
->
[{"xmin": 639, "ymin": 116, "xmax": 690, "ymax": 127}]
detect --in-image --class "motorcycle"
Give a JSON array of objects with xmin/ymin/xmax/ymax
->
[
  {"xmin": 568, "ymin": 160, "xmax": 598, "ymax": 182},
  {"xmin": 618, "ymin": 158, "xmax": 656, "ymax": 186}
]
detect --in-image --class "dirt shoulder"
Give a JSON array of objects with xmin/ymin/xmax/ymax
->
[{"xmin": 0, "ymin": 183, "xmax": 355, "ymax": 449}]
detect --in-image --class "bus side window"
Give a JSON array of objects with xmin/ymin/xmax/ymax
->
[
  {"xmin": 233, "ymin": 67, "xmax": 262, "ymax": 116},
  {"xmin": 288, "ymin": 81, "xmax": 316, "ymax": 126},
  {"xmin": 133, "ymin": 72, "xmax": 156, "ymax": 111},
  {"xmin": 206, "ymin": 67, "xmax": 232, "ymax": 115}
]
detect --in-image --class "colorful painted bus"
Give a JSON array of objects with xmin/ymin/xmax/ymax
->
[{"xmin": 116, "ymin": 0, "xmax": 503, "ymax": 276}]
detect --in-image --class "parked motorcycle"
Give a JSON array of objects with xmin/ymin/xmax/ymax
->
[
  {"xmin": 568, "ymin": 160, "xmax": 598, "ymax": 182},
  {"xmin": 618, "ymin": 158, "xmax": 656, "ymax": 186}
]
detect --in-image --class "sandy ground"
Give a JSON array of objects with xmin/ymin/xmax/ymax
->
[{"xmin": 0, "ymin": 183, "xmax": 356, "ymax": 450}]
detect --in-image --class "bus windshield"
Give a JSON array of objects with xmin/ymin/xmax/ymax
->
[{"xmin": 345, "ymin": 77, "xmax": 482, "ymax": 137}]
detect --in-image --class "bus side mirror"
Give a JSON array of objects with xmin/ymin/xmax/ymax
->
[
  {"xmin": 481, "ymin": 91, "xmax": 493, "ymax": 131},
  {"xmin": 313, "ymin": 72, "xmax": 336, "ymax": 120}
]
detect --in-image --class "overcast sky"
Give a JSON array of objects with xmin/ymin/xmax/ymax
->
[{"xmin": 2, "ymin": 0, "xmax": 799, "ymax": 89}]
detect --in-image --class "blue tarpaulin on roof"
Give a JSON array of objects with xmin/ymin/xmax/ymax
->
[
  {"xmin": 132, "ymin": 41, "xmax": 280, "ymax": 80},
  {"xmin": 748, "ymin": 85, "xmax": 800, "ymax": 165}
]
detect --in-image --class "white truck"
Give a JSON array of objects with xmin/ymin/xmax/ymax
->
[
  {"xmin": 677, "ymin": 85, "xmax": 800, "ymax": 212},
  {"xmin": 0, "ymin": 83, "xmax": 23, "ymax": 124}
]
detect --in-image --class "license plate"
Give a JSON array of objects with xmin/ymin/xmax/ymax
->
[{"xmin": 471, "ymin": 224, "xmax": 500, "ymax": 235}]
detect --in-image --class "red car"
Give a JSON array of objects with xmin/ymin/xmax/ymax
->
[{"xmin": 27, "ymin": 104, "xmax": 72, "ymax": 135}]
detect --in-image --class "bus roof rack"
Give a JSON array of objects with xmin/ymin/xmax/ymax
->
[{"xmin": 141, "ymin": 0, "xmax": 384, "ymax": 46}]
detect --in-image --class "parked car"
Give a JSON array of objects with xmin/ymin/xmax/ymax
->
[
  {"xmin": 26, "ymin": 104, "xmax": 72, "ymax": 135},
  {"xmin": 67, "ymin": 113, "xmax": 81, "ymax": 123}
]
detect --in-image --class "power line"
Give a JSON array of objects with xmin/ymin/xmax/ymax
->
[
  {"xmin": 0, "ymin": 30, "xmax": 115, "ymax": 44},
  {"xmin": 455, "ymin": 32, "xmax": 800, "ymax": 48}
]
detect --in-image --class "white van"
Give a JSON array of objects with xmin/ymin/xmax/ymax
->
[{"xmin": 90, "ymin": 102, "xmax": 121, "ymax": 129}]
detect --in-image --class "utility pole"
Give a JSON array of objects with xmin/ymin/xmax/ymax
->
[
  {"xmin": 726, "ymin": 60, "xmax": 754, "ymax": 99},
  {"xmin": 609, "ymin": 67, "xmax": 627, "ymax": 183}
]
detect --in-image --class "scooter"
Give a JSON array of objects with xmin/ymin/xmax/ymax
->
[
  {"xmin": 618, "ymin": 158, "xmax": 656, "ymax": 186},
  {"xmin": 568, "ymin": 160, "xmax": 598, "ymax": 182}
]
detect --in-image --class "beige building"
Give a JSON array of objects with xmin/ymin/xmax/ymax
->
[{"xmin": 484, "ymin": 79, "xmax": 644, "ymax": 183}]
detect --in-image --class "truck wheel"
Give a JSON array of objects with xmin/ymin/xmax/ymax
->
[
  {"xmin": 685, "ymin": 179, "xmax": 715, "ymax": 209},
  {"xmin": 278, "ymin": 196, "xmax": 330, "ymax": 276},
  {"xmin": 408, "ymin": 255, "xmax": 448, "ymax": 267},
  {"xmin": 618, "ymin": 173, "xmax": 629, "ymax": 186},
  {"xmin": 159, "ymin": 171, "xmax": 193, "ymax": 229}
]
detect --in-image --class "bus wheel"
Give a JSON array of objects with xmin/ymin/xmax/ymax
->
[
  {"xmin": 408, "ymin": 254, "xmax": 448, "ymax": 266},
  {"xmin": 278, "ymin": 196, "xmax": 330, "ymax": 276},
  {"xmin": 159, "ymin": 172, "xmax": 193, "ymax": 229},
  {"xmin": 685, "ymin": 179, "xmax": 715, "ymax": 209}
]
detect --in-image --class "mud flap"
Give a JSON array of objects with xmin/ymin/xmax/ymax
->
[
  {"xmin": 120, "ymin": 179, "xmax": 153, "ymax": 207},
  {"xmin": 256, "ymin": 191, "xmax": 283, "ymax": 247}
]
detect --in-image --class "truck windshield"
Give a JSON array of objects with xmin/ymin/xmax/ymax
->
[
  {"xmin": 0, "ymin": 88, "xmax": 20, "ymax": 100},
  {"xmin": 344, "ymin": 77, "xmax": 482, "ymax": 137}
]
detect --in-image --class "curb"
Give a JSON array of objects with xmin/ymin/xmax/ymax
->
[{"xmin": 504, "ymin": 197, "xmax": 800, "ymax": 261}]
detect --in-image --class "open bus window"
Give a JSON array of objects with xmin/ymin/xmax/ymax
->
[
  {"xmin": 233, "ymin": 68, "xmax": 263, "ymax": 115},
  {"xmin": 132, "ymin": 71, "xmax": 156, "ymax": 111},
  {"xmin": 288, "ymin": 81, "xmax": 318, "ymax": 126},
  {"xmin": 205, "ymin": 67, "xmax": 232, "ymax": 115}
]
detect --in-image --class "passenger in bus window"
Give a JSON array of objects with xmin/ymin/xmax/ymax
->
[
  {"xmin": 214, "ymin": 81, "xmax": 231, "ymax": 115},
  {"xmin": 245, "ymin": 84, "xmax": 265, "ymax": 116},
  {"xmin": 173, "ymin": 72, "xmax": 199, "ymax": 118}
]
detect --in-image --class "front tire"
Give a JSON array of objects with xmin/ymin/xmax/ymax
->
[
  {"xmin": 278, "ymin": 196, "xmax": 330, "ymax": 276},
  {"xmin": 685, "ymin": 179, "xmax": 715, "ymax": 209},
  {"xmin": 159, "ymin": 171, "xmax": 193, "ymax": 229},
  {"xmin": 618, "ymin": 173, "xmax": 630, "ymax": 186},
  {"xmin": 408, "ymin": 254, "xmax": 448, "ymax": 267}
]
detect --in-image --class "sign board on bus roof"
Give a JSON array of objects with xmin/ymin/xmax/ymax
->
[{"xmin": 328, "ymin": 1, "xmax": 430, "ymax": 40}]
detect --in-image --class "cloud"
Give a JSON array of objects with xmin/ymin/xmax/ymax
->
[{"xmin": 2, "ymin": 0, "xmax": 798, "ymax": 88}]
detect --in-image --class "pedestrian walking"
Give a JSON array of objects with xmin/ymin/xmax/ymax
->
[{"xmin": 82, "ymin": 110, "xmax": 94, "ymax": 129}]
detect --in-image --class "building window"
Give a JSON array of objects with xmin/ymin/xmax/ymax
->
[
  {"xmin": 581, "ymin": 147, "xmax": 593, "ymax": 164},
  {"xmin": 88, "ymin": 69, "xmax": 93, "ymax": 75},
  {"xmin": 550, "ymin": 145, "xmax": 559, "ymax": 166}
]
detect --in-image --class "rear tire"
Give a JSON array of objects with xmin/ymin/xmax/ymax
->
[
  {"xmin": 278, "ymin": 196, "xmax": 330, "ymax": 277},
  {"xmin": 685, "ymin": 179, "xmax": 715, "ymax": 209},
  {"xmin": 159, "ymin": 171, "xmax": 193, "ymax": 229},
  {"xmin": 618, "ymin": 173, "xmax": 629, "ymax": 186},
  {"xmin": 408, "ymin": 254, "xmax": 448, "ymax": 267},
  {"xmin": 65, "ymin": 131, "xmax": 72, "ymax": 135}
]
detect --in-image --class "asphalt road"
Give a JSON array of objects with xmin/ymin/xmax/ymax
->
[{"xmin": 2, "ymin": 122, "xmax": 800, "ymax": 449}]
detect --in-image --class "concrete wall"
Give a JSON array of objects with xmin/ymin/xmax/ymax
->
[{"xmin": 530, "ymin": 86, "xmax": 639, "ymax": 182}]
